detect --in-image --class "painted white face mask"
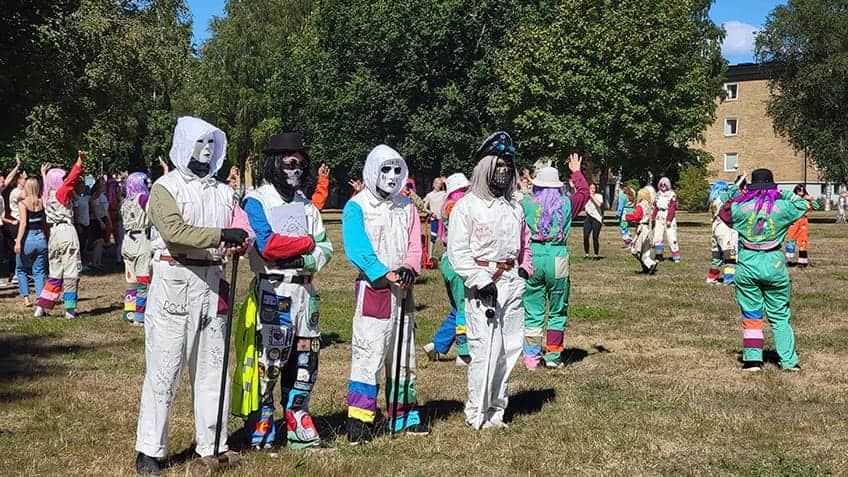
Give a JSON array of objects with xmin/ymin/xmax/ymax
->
[
  {"xmin": 192, "ymin": 131, "xmax": 215, "ymax": 164},
  {"xmin": 377, "ymin": 161, "xmax": 402, "ymax": 195}
]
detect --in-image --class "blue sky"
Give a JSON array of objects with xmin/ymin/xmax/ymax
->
[{"xmin": 187, "ymin": 0, "xmax": 784, "ymax": 64}]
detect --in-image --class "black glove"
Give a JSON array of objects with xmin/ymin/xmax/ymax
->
[
  {"xmin": 477, "ymin": 282, "xmax": 498, "ymax": 307},
  {"xmin": 220, "ymin": 228, "xmax": 248, "ymax": 247},
  {"xmin": 518, "ymin": 268, "xmax": 529, "ymax": 280},
  {"xmin": 277, "ymin": 256, "xmax": 304, "ymax": 269},
  {"xmin": 394, "ymin": 266, "xmax": 416, "ymax": 286}
]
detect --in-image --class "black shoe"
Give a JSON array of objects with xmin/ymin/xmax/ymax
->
[
  {"xmin": 404, "ymin": 423, "xmax": 430, "ymax": 436},
  {"xmin": 346, "ymin": 418, "xmax": 373, "ymax": 445},
  {"xmin": 135, "ymin": 453, "xmax": 161, "ymax": 476},
  {"xmin": 655, "ymin": 254, "xmax": 665, "ymax": 262},
  {"xmin": 742, "ymin": 361, "xmax": 763, "ymax": 372},
  {"xmin": 648, "ymin": 264, "xmax": 658, "ymax": 275}
]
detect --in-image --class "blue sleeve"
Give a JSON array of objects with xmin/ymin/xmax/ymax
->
[
  {"xmin": 342, "ymin": 200, "xmax": 390, "ymax": 282},
  {"xmin": 616, "ymin": 194, "xmax": 625, "ymax": 216},
  {"xmin": 243, "ymin": 197, "xmax": 272, "ymax": 255}
]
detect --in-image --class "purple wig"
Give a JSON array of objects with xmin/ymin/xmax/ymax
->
[
  {"xmin": 43, "ymin": 168, "xmax": 67, "ymax": 203},
  {"xmin": 124, "ymin": 172, "xmax": 150, "ymax": 200},
  {"xmin": 531, "ymin": 186, "xmax": 564, "ymax": 237},
  {"xmin": 734, "ymin": 188, "xmax": 781, "ymax": 214}
]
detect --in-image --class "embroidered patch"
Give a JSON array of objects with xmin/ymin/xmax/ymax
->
[
  {"xmin": 296, "ymin": 338, "xmax": 312, "ymax": 352},
  {"xmin": 258, "ymin": 364, "xmax": 265, "ymax": 379},
  {"xmin": 298, "ymin": 353, "xmax": 310, "ymax": 366},
  {"xmin": 261, "ymin": 291, "xmax": 276, "ymax": 307},
  {"xmin": 268, "ymin": 326, "xmax": 294, "ymax": 347},
  {"xmin": 267, "ymin": 366, "xmax": 280, "ymax": 379},
  {"xmin": 297, "ymin": 369, "xmax": 310, "ymax": 382},
  {"xmin": 268, "ymin": 348, "xmax": 281, "ymax": 361}
]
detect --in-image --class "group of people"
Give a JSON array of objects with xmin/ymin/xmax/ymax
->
[
  {"xmin": 614, "ymin": 178, "xmax": 681, "ymax": 275},
  {"xmin": 1, "ymin": 115, "xmax": 826, "ymax": 475}
]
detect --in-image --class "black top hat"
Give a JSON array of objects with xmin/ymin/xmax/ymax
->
[
  {"xmin": 748, "ymin": 168, "xmax": 777, "ymax": 190},
  {"xmin": 263, "ymin": 132, "xmax": 307, "ymax": 154}
]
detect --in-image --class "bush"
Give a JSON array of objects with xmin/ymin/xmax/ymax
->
[{"xmin": 677, "ymin": 163, "xmax": 710, "ymax": 211}]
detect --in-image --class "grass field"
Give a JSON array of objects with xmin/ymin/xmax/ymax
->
[{"xmin": 1, "ymin": 212, "xmax": 847, "ymax": 476}]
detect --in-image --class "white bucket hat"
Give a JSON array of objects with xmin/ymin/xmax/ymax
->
[
  {"xmin": 531, "ymin": 166, "xmax": 563, "ymax": 188},
  {"xmin": 445, "ymin": 172, "xmax": 470, "ymax": 195}
]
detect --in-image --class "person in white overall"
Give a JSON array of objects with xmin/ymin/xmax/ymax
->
[
  {"xmin": 134, "ymin": 117, "xmax": 254, "ymax": 476},
  {"xmin": 342, "ymin": 144, "xmax": 428, "ymax": 444},
  {"xmin": 121, "ymin": 172, "xmax": 152, "ymax": 326},
  {"xmin": 238, "ymin": 132, "xmax": 333, "ymax": 450},
  {"xmin": 447, "ymin": 132, "xmax": 533, "ymax": 430},
  {"xmin": 652, "ymin": 177, "xmax": 680, "ymax": 262},
  {"xmin": 625, "ymin": 187, "xmax": 658, "ymax": 274}
]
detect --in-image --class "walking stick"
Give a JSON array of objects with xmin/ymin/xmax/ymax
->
[
  {"xmin": 213, "ymin": 253, "xmax": 239, "ymax": 459},
  {"xmin": 390, "ymin": 290, "xmax": 407, "ymax": 437},
  {"xmin": 477, "ymin": 305, "xmax": 496, "ymax": 430}
]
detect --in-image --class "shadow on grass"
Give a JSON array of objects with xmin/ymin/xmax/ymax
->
[
  {"xmin": 0, "ymin": 333, "xmax": 101, "ymax": 403},
  {"xmin": 562, "ymin": 348, "xmax": 589, "ymax": 366},
  {"xmin": 505, "ymin": 388, "xmax": 556, "ymax": 422},
  {"xmin": 83, "ymin": 304, "xmax": 123, "ymax": 316},
  {"xmin": 319, "ymin": 332, "xmax": 345, "ymax": 348},
  {"xmin": 736, "ymin": 349, "xmax": 782, "ymax": 366}
]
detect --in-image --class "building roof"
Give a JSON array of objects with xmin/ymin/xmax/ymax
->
[{"xmin": 724, "ymin": 63, "xmax": 768, "ymax": 82}]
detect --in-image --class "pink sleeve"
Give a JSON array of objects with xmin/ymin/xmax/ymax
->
[
  {"xmin": 231, "ymin": 200, "xmax": 256, "ymax": 245},
  {"xmin": 667, "ymin": 197, "xmax": 677, "ymax": 222},
  {"xmin": 404, "ymin": 204, "xmax": 422, "ymax": 274},
  {"xmin": 651, "ymin": 202, "xmax": 658, "ymax": 221},
  {"xmin": 518, "ymin": 222, "xmax": 533, "ymax": 276}
]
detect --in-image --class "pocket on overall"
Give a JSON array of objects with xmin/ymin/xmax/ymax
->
[
  {"xmin": 361, "ymin": 287, "xmax": 392, "ymax": 319},
  {"xmin": 554, "ymin": 256, "xmax": 570, "ymax": 279},
  {"xmin": 306, "ymin": 294, "xmax": 321, "ymax": 333}
]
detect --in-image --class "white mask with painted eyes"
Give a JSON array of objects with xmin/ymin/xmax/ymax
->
[
  {"xmin": 378, "ymin": 161, "xmax": 402, "ymax": 195},
  {"xmin": 192, "ymin": 131, "xmax": 215, "ymax": 164}
]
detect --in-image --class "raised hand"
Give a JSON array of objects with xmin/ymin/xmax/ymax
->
[
  {"xmin": 318, "ymin": 163, "xmax": 330, "ymax": 178},
  {"xmin": 567, "ymin": 153, "xmax": 583, "ymax": 173}
]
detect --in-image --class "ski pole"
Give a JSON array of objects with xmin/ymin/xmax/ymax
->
[
  {"xmin": 391, "ymin": 291, "xmax": 407, "ymax": 437},
  {"xmin": 214, "ymin": 253, "xmax": 239, "ymax": 458}
]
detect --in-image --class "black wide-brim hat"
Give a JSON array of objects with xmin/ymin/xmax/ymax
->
[
  {"xmin": 263, "ymin": 132, "xmax": 307, "ymax": 154},
  {"xmin": 748, "ymin": 168, "xmax": 777, "ymax": 190}
]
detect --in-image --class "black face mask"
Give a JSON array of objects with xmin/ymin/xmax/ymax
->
[
  {"xmin": 489, "ymin": 159, "xmax": 513, "ymax": 197},
  {"xmin": 187, "ymin": 159, "xmax": 211, "ymax": 178}
]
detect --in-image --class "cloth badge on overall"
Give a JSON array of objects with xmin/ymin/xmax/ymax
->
[{"xmin": 260, "ymin": 290, "xmax": 292, "ymax": 326}]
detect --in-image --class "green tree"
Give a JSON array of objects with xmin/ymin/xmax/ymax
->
[
  {"xmin": 676, "ymin": 161, "xmax": 711, "ymax": 210},
  {"xmin": 756, "ymin": 0, "xmax": 848, "ymax": 184},
  {"xmin": 493, "ymin": 0, "xmax": 726, "ymax": 188}
]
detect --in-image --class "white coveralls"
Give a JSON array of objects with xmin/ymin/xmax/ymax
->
[
  {"xmin": 447, "ymin": 192, "xmax": 531, "ymax": 429},
  {"xmin": 121, "ymin": 195, "xmax": 151, "ymax": 323},
  {"xmin": 136, "ymin": 117, "xmax": 254, "ymax": 459},
  {"xmin": 628, "ymin": 200, "xmax": 657, "ymax": 270},
  {"xmin": 652, "ymin": 190, "xmax": 680, "ymax": 261},
  {"xmin": 342, "ymin": 145, "xmax": 423, "ymax": 432},
  {"xmin": 242, "ymin": 185, "xmax": 333, "ymax": 448},
  {"xmin": 708, "ymin": 195, "xmax": 738, "ymax": 284}
]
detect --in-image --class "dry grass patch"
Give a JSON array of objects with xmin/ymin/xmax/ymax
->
[{"xmin": 1, "ymin": 212, "xmax": 847, "ymax": 476}]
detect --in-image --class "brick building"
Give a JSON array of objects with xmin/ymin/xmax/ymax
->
[{"xmin": 695, "ymin": 63, "xmax": 829, "ymax": 196}]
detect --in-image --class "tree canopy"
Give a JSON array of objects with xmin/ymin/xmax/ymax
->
[
  {"xmin": 2, "ymin": 0, "xmax": 729, "ymax": 192},
  {"xmin": 756, "ymin": 0, "xmax": 848, "ymax": 184}
]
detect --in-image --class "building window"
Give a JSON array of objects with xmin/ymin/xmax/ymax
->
[
  {"xmin": 724, "ymin": 153, "xmax": 739, "ymax": 172},
  {"xmin": 725, "ymin": 83, "xmax": 739, "ymax": 101},
  {"xmin": 724, "ymin": 118, "xmax": 738, "ymax": 136}
]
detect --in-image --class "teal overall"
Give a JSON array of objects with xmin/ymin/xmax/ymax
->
[
  {"xmin": 728, "ymin": 190, "xmax": 810, "ymax": 368},
  {"xmin": 521, "ymin": 197, "xmax": 573, "ymax": 367}
]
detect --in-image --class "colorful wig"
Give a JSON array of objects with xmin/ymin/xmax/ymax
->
[
  {"xmin": 43, "ymin": 168, "xmax": 67, "ymax": 203},
  {"xmin": 531, "ymin": 186, "xmax": 564, "ymax": 237}
]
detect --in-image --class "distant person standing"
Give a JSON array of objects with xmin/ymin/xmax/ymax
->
[
  {"xmin": 0, "ymin": 154, "xmax": 22, "ymax": 287},
  {"xmin": 73, "ymin": 178, "xmax": 91, "ymax": 267},
  {"xmin": 422, "ymin": 177, "xmax": 446, "ymax": 259},
  {"xmin": 89, "ymin": 178, "xmax": 109, "ymax": 270},
  {"xmin": 582, "ymin": 183, "xmax": 604, "ymax": 259},
  {"xmin": 14, "ymin": 177, "xmax": 48, "ymax": 306}
]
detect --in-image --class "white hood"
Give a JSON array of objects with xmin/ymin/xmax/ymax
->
[
  {"xmin": 168, "ymin": 116, "xmax": 228, "ymax": 178},
  {"xmin": 362, "ymin": 144, "xmax": 408, "ymax": 198}
]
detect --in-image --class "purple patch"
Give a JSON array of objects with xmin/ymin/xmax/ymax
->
[
  {"xmin": 362, "ymin": 287, "xmax": 392, "ymax": 319},
  {"xmin": 347, "ymin": 392, "xmax": 377, "ymax": 411}
]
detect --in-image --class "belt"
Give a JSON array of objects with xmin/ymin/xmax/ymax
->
[
  {"xmin": 259, "ymin": 273, "xmax": 313, "ymax": 284},
  {"xmin": 127, "ymin": 230, "xmax": 149, "ymax": 240},
  {"xmin": 158, "ymin": 255, "xmax": 222, "ymax": 267},
  {"xmin": 475, "ymin": 259, "xmax": 515, "ymax": 282},
  {"xmin": 740, "ymin": 239, "xmax": 780, "ymax": 252}
]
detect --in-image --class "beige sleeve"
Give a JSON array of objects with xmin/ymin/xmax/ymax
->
[{"xmin": 148, "ymin": 184, "xmax": 221, "ymax": 249}]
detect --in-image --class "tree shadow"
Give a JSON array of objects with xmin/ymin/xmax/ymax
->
[
  {"xmin": 0, "ymin": 334, "xmax": 102, "ymax": 403},
  {"xmin": 319, "ymin": 332, "xmax": 345, "ymax": 348},
  {"xmin": 504, "ymin": 388, "xmax": 556, "ymax": 422},
  {"xmin": 421, "ymin": 399, "xmax": 464, "ymax": 423}
]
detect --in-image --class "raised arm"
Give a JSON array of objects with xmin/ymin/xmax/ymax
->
[{"xmin": 566, "ymin": 154, "xmax": 590, "ymax": 218}]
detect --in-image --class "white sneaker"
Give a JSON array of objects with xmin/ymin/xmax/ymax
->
[
  {"xmin": 706, "ymin": 278, "xmax": 718, "ymax": 285},
  {"xmin": 481, "ymin": 420, "xmax": 508, "ymax": 429},
  {"xmin": 34, "ymin": 306, "xmax": 45, "ymax": 317},
  {"xmin": 65, "ymin": 311, "xmax": 78, "ymax": 320},
  {"xmin": 423, "ymin": 342, "xmax": 437, "ymax": 361},
  {"xmin": 455, "ymin": 356, "xmax": 469, "ymax": 367}
]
